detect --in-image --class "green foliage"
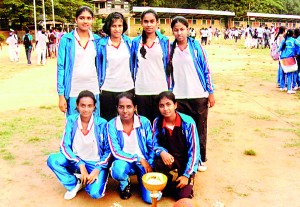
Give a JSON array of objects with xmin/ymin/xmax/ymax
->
[
  {"xmin": 0, "ymin": 34, "xmax": 5, "ymax": 42},
  {"xmin": 93, "ymin": 18, "xmax": 103, "ymax": 33}
]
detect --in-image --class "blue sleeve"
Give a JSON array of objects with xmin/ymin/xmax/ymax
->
[
  {"xmin": 130, "ymin": 38, "xmax": 139, "ymax": 81},
  {"xmin": 196, "ymin": 42, "xmax": 214, "ymax": 94},
  {"xmin": 95, "ymin": 122, "xmax": 112, "ymax": 170},
  {"xmin": 152, "ymin": 118, "xmax": 168, "ymax": 157},
  {"xmin": 60, "ymin": 117, "xmax": 84, "ymax": 167},
  {"xmin": 183, "ymin": 121, "xmax": 200, "ymax": 178},
  {"xmin": 57, "ymin": 37, "xmax": 67, "ymax": 96},
  {"xmin": 143, "ymin": 119, "xmax": 155, "ymax": 167}
]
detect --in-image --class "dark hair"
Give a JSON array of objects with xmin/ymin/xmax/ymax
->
[
  {"xmin": 156, "ymin": 91, "xmax": 176, "ymax": 107},
  {"xmin": 103, "ymin": 12, "xmax": 128, "ymax": 36},
  {"xmin": 140, "ymin": 9, "xmax": 159, "ymax": 59},
  {"xmin": 115, "ymin": 92, "xmax": 136, "ymax": 107},
  {"xmin": 281, "ymin": 29, "xmax": 294, "ymax": 51},
  {"xmin": 274, "ymin": 26, "xmax": 286, "ymax": 41},
  {"xmin": 155, "ymin": 91, "xmax": 177, "ymax": 148},
  {"xmin": 25, "ymin": 29, "xmax": 29, "ymax": 33},
  {"xmin": 294, "ymin": 28, "xmax": 300, "ymax": 38},
  {"xmin": 75, "ymin": 6, "xmax": 93, "ymax": 19},
  {"xmin": 167, "ymin": 16, "xmax": 189, "ymax": 87},
  {"xmin": 76, "ymin": 90, "xmax": 96, "ymax": 106}
]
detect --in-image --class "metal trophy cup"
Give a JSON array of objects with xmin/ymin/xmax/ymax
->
[{"xmin": 142, "ymin": 172, "xmax": 168, "ymax": 207}]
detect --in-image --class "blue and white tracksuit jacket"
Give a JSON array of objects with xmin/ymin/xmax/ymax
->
[
  {"xmin": 97, "ymin": 34, "xmax": 131, "ymax": 88},
  {"xmin": 107, "ymin": 115, "xmax": 155, "ymax": 203},
  {"xmin": 47, "ymin": 114, "xmax": 111, "ymax": 199},
  {"xmin": 279, "ymin": 37, "xmax": 297, "ymax": 90},
  {"xmin": 152, "ymin": 112, "xmax": 200, "ymax": 178},
  {"xmin": 56, "ymin": 30, "xmax": 101, "ymax": 99},
  {"xmin": 56, "ymin": 31, "xmax": 101, "ymax": 116},
  {"xmin": 130, "ymin": 31, "xmax": 170, "ymax": 89},
  {"xmin": 170, "ymin": 37, "xmax": 214, "ymax": 94}
]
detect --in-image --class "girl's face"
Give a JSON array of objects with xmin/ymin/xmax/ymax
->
[
  {"xmin": 117, "ymin": 97, "xmax": 136, "ymax": 121},
  {"xmin": 77, "ymin": 97, "xmax": 95, "ymax": 119},
  {"xmin": 172, "ymin": 22, "xmax": 188, "ymax": 43},
  {"xmin": 141, "ymin": 13, "xmax": 158, "ymax": 35},
  {"xmin": 75, "ymin": 10, "xmax": 93, "ymax": 32},
  {"xmin": 158, "ymin": 97, "xmax": 177, "ymax": 118},
  {"xmin": 110, "ymin": 18, "xmax": 123, "ymax": 39}
]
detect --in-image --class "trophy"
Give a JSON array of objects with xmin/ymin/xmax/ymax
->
[{"xmin": 142, "ymin": 172, "xmax": 168, "ymax": 207}]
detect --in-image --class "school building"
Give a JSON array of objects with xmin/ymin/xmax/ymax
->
[
  {"xmin": 232, "ymin": 12, "xmax": 300, "ymax": 28},
  {"xmin": 127, "ymin": 7, "xmax": 235, "ymax": 36}
]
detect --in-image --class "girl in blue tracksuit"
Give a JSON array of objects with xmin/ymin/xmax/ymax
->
[
  {"xmin": 98, "ymin": 12, "xmax": 134, "ymax": 121},
  {"xmin": 153, "ymin": 91, "xmax": 200, "ymax": 200},
  {"xmin": 274, "ymin": 26, "xmax": 286, "ymax": 89},
  {"xmin": 47, "ymin": 90, "xmax": 111, "ymax": 200},
  {"xmin": 167, "ymin": 16, "xmax": 215, "ymax": 171},
  {"xmin": 57, "ymin": 6, "xmax": 101, "ymax": 117},
  {"xmin": 107, "ymin": 92, "xmax": 155, "ymax": 203},
  {"xmin": 130, "ymin": 9, "xmax": 170, "ymax": 123},
  {"xmin": 279, "ymin": 29, "xmax": 297, "ymax": 94},
  {"xmin": 294, "ymin": 28, "xmax": 300, "ymax": 88}
]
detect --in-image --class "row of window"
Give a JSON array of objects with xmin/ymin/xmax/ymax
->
[
  {"xmin": 95, "ymin": 2, "xmax": 129, "ymax": 9},
  {"xmin": 134, "ymin": 18, "xmax": 220, "ymax": 25}
]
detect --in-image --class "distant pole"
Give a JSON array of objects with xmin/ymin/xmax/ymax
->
[
  {"xmin": 42, "ymin": 0, "xmax": 46, "ymax": 29},
  {"xmin": 51, "ymin": 0, "xmax": 55, "ymax": 27},
  {"xmin": 143, "ymin": 0, "xmax": 146, "ymax": 7},
  {"xmin": 33, "ymin": 0, "xmax": 37, "ymax": 39}
]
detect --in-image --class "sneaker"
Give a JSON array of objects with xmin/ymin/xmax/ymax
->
[
  {"xmin": 293, "ymin": 86, "xmax": 298, "ymax": 91},
  {"xmin": 64, "ymin": 177, "xmax": 83, "ymax": 200},
  {"xmin": 198, "ymin": 163, "xmax": 207, "ymax": 172},
  {"xmin": 120, "ymin": 184, "xmax": 132, "ymax": 200},
  {"xmin": 279, "ymin": 88, "xmax": 287, "ymax": 92},
  {"xmin": 287, "ymin": 90, "xmax": 296, "ymax": 94}
]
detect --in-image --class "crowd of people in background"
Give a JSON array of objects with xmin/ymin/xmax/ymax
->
[{"xmin": 5, "ymin": 26, "xmax": 67, "ymax": 65}]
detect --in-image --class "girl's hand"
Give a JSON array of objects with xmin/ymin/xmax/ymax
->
[
  {"xmin": 176, "ymin": 176, "xmax": 189, "ymax": 189},
  {"xmin": 140, "ymin": 158, "xmax": 152, "ymax": 173},
  {"xmin": 79, "ymin": 164, "xmax": 89, "ymax": 185},
  {"xmin": 160, "ymin": 151, "xmax": 174, "ymax": 166},
  {"xmin": 208, "ymin": 94, "xmax": 215, "ymax": 108},
  {"xmin": 59, "ymin": 95, "xmax": 67, "ymax": 113},
  {"xmin": 87, "ymin": 169, "xmax": 100, "ymax": 184}
]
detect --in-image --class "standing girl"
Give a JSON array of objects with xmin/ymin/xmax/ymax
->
[
  {"xmin": 57, "ymin": 6, "xmax": 101, "ymax": 117},
  {"xmin": 98, "ymin": 12, "xmax": 134, "ymax": 121},
  {"xmin": 107, "ymin": 92, "xmax": 155, "ymax": 203},
  {"xmin": 279, "ymin": 29, "xmax": 297, "ymax": 94},
  {"xmin": 153, "ymin": 91, "xmax": 200, "ymax": 200},
  {"xmin": 167, "ymin": 16, "xmax": 215, "ymax": 171},
  {"xmin": 130, "ymin": 9, "xmax": 170, "ymax": 123},
  {"xmin": 47, "ymin": 90, "xmax": 111, "ymax": 200},
  {"xmin": 274, "ymin": 26, "xmax": 286, "ymax": 89}
]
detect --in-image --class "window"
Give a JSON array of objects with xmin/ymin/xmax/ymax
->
[
  {"xmin": 160, "ymin": 19, "xmax": 166, "ymax": 24},
  {"xmin": 212, "ymin": 19, "xmax": 215, "ymax": 25},
  {"xmin": 135, "ymin": 18, "xmax": 140, "ymax": 24},
  {"xmin": 234, "ymin": 21, "xmax": 240, "ymax": 27},
  {"xmin": 192, "ymin": 19, "xmax": 196, "ymax": 25},
  {"xmin": 202, "ymin": 19, "xmax": 206, "ymax": 25},
  {"xmin": 100, "ymin": 2, "xmax": 105, "ymax": 8}
]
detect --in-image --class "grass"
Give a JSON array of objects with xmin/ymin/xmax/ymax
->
[{"xmin": 244, "ymin": 149, "xmax": 257, "ymax": 156}]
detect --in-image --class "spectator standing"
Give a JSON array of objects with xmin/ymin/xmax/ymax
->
[
  {"xmin": 22, "ymin": 29, "xmax": 34, "ymax": 65},
  {"xmin": 36, "ymin": 28, "xmax": 49, "ymax": 65},
  {"xmin": 6, "ymin": 32, "xmax": 18, "ymax": 62}
]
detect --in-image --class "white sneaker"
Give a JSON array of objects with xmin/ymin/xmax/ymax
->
[
  {"xmin": 64, "ymin": 177, "xmax": 83, "ymax": 200},
  {"xmin": 287, "ymin": 90, "xmax": 296, "ymax": 94},
  {"xmin": 198, "ymin": 163, "xmax": 207, "ymax": 172},
  {"xmin": 279, "ymin": 88, "xmax": 287, "ymax": 92},
  {"xmin": 293, "ymin": 86, "xmax": 298, "ymax": 91}
]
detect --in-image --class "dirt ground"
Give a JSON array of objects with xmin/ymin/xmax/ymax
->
[{"xmin": 0, "ymin": 40, "xmax": 300, "ymax": 207}]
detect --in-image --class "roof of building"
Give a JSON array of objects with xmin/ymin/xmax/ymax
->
[
  {"xmin": 132, "ymin": 6, "xmax": 235, "ymax": 19},
  {"xmin": 247, "ymin": 12, "xmax": 300, "ymax": 21}
]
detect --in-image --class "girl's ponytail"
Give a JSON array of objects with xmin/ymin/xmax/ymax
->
[
  {"xmin": 166, "ymin": 39, "xmax": 177, "ymax": 86},
  {"xmin": 140, "ymin": 30, "xmax": 147, "ymax": 59}
]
